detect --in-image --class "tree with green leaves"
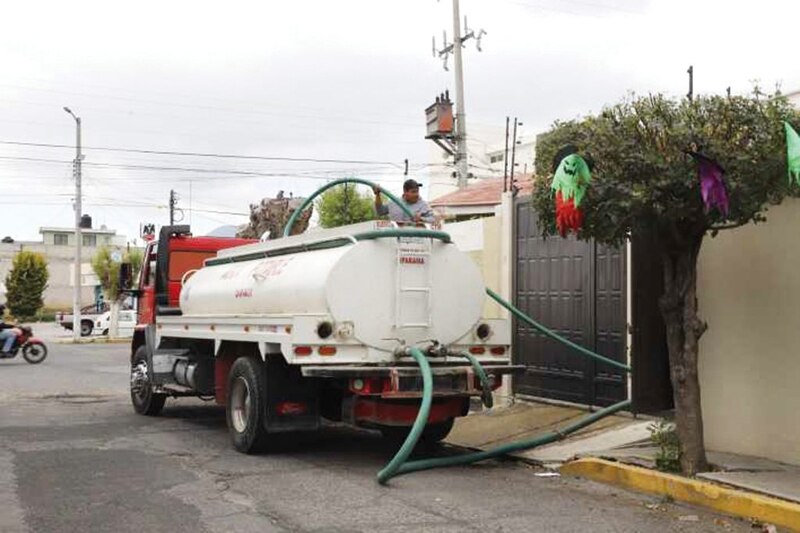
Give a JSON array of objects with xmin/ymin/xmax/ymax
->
[
  {"xmin": 92, "ymin": 246, "xmax": 144, "ymax": 336},
  {"xmin": 532, "ymin": 90, "xmax": 800, "ymax": 474},
  {"xmin": 316, "ymin": 183, "xmax": 376, "ymax": 228},
  {"xmin": 5, "ymin": 251, "xmax": 49, "ymax": 321}
]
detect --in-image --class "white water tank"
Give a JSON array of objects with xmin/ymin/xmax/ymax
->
[{"xmin": 179, "ymin": 227, "xmax": 486, "ymax": 352}]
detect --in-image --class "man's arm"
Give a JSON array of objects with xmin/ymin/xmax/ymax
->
[
  {"xmin": 417, "ymin": 200, "xmax": 436, "ymax": 224},
  {"xmin": 373, "ymin": 186, "xmax": 389, "ymax": 216}
]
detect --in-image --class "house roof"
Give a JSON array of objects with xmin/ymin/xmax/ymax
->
[
  {"xmin": 39, "ymin": 226, "xmax": 117, "ymax": 235},
  {"xmin": 429, "ymin": 176, "xmax": 534, "ymax": 208}
]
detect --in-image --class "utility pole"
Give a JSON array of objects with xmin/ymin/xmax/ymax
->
[
  {"xmin": 687, "ymin": 65, "xmax": 694, "ymax": 102},
  {"xmin": 503, "ymin": 116, "xmax": 510, "ymax": 192},
  {"xmin": 510, "ymin": 117, "xmax": 519, "ymax": 188},
  {"xmin": 433, "ymin": 0, "xmax": 485, "ymax": 189},
  {"xmin": 63, "ymin": 107, "xmax": 82, "ymax": 342},
  {"xmin": 169, "ymin": 189, "xmax": 177, "ymax": 225}
]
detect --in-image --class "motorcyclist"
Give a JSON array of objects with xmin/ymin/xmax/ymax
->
[{"xmin": 0, "ymin": 304, "xmax": 18, "ymax": 355}]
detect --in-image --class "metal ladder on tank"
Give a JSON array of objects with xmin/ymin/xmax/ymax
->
[{"xmin": 394, "ymin": 239, "xmax": 433, "ymax": 329}]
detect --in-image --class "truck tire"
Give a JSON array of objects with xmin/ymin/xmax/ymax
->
[
  {"xmin": 227, "ymin": 356, "xmax": 269, "ymax": 454},
  {"xmin": 80, "ymin": 320, "xmax": 93, "ymax": 337},
  {"xmin": 130, "ymin": 346, "xmax": 166, "ymax": 416},
  {"xmin": 380, "ymin": 417, "xmax": 455, "ymax": 447}
]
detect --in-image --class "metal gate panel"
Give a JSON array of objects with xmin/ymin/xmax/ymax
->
[{"xmin": 513, "ymin": 199, "xmax": 627, "ymax": 406}]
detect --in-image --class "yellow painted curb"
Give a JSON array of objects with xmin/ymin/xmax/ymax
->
[{"xmin": 561, "ymin": 458, "xmax": 800, "ymax": 531}]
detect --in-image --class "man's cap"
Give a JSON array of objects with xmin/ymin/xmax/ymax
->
[{"xmin": 403, "ymin": 179, "xmax": 423, "ymax": 191}]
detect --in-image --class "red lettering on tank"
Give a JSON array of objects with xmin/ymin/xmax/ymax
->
[
  {"xmin": 252, "ymin": 257, "xmax": 293, "ymax": 279},
  {"xmin": 399, "ymin": 256, "xmax": 425, "ymax": 265},
  {"xmin": 234, "ymin": 289, "xmax": 253, "ymax": 298}
]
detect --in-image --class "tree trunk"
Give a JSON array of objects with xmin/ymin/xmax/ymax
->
[
  {"xmin": 109, "ymin": 300, "xmax": 120, "ymax": 338},
  {"xmin": 658, "ymin": 235, "xmax": 710, "ymax": 475}
]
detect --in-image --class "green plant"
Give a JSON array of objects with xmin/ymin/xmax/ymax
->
[
  {"xmin": 533, "ymin": 90, "xmax": 800, "ymax": 474},
  {"xmin": 648, "ymin": 420, "xmax": 681, "ymax": 473},
  {"xmin": 5, "ymin": 251, "xmax": 49, "ymax": 321},
  {"xmin": 316, "ymin": 183, "xmax": 376, "ymax": 228}
]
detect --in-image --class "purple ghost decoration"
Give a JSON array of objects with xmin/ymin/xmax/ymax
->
[{"xmin": 689, "ymin": 152, "xmax": 729, "ymax": 217}]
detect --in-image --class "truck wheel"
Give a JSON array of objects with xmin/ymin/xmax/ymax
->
[
  {"xmin": 227, "ymin": 357, "xmax": 269, "ymax": 454},
  {"xmin": 80, "ymin": 320, "xmax": 93, "ymax": 337},
  {"xmin": 130, "ymin": 346, "xmax": 166, "ymax": 416},
  {"xmin": 380, "ymin": 418, "xmax": 456, "ymax": 447},
  {"xmin": 421, "ymin": 418, "xmax": 455, "ymax": 443}
]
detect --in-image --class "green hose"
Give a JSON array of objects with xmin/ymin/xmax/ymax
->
[
  {"xmin": 451, "ymin": 351, "xmax": 493, "ymax": 409},
  {"xmin": 377, "ymin": 289, "xmax": 633, "ymax": 485},
  {"xmin": 283, "ymin": 177, "xmax": 415, "ymax": 238},
  {"xmin": 487, "ymin": 288, "xmax": 632, "ymax": 373},
  {"xmin": 283, "ymin": 179, "xmax": 635, "ymax": 485},
  {"xmin": 390, "ymin": 398, "xmax": 631, "ymax": 480},
  {"xmin": 354, "ymin": 228, "xmax": 452, "ymax": 244},
  {"xmin": 377, "ymin": 347, "xmax": 433, "ymax": 485}
]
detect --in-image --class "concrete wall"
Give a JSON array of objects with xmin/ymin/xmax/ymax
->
[{"xmin": 698, "ymin": 198, "xmax": 800, "ymax": 465}]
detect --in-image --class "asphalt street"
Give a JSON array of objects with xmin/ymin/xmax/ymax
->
[{"xmin": 0, "ymin": 324, "xmax": 751, "ymax": 532}]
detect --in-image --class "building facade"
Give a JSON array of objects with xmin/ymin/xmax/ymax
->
[{"xmin": 0, "ymin": 225, "xmax": 129, "ymax": 310}]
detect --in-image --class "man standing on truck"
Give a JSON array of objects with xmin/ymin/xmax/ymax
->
[{"xmin": 373, "ymin": 179, "xmax": 435, "ymax": 225}]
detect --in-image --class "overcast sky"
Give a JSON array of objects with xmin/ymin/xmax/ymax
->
[{"xmin": 2, "ymin": 0, "xmax": 798, "ymax": 242}]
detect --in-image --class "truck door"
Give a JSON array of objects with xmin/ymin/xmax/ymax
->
[{"xmin": 137, "ymin": 243, "xmax": 158, "ymax": 325}]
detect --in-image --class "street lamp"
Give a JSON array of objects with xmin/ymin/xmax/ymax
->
[{"xmin": 64, "ymin": 107, "xmax": 83, "ymax": 341}]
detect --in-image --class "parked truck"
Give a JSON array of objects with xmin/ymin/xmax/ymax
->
[{"xmin": 127, "ymin": 223, "xmax": 519, "ymax": 453}]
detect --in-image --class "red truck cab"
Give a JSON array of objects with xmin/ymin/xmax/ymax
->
[{"xmin": 134, "ymin": 226, "xmax": 255, "ymax": 344}]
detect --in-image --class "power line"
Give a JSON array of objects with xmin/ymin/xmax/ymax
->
[
  {"xmin": 0, "ymin": 82, "xmax": 422, "ymax": 128},
  {"xmin": 0, "ymin": 155, "xmax": 411, "ymax": 182},
  {"xmin": 0, "ymin": 140, "xmax": 403, "ymax": 166}
]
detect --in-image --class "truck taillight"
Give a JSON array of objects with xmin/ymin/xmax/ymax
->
[
  {"xmin": 294, "ymin": 346, "xmax": 312, "ymax": 356},
  {"xmin": 469, "ymin": 346, "xmax": 486, "ymax": 355},
  {"xmin": 318, "ymin": 346, "xmax": 337, "ymax": 356},
  {"xmin": 490, "ymin": 346, "xmax": 506, "ymax": 356}
]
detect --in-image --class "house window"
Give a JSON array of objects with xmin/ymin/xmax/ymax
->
[
  {"xmin": 53, "ymin": 233, "xmax": 69, "ymax": 246},
  {"xmin": 490, "ymin": 154, "xmax": 504, "ymax": 163},
  {"xmin": 82, "ymin": 234, "xmax": 97, "ymax": 247}
]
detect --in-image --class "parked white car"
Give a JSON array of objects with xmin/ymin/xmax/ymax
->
[{"xmin": 94, "ymin": 309, "xmax": 137, "ymax": 337}]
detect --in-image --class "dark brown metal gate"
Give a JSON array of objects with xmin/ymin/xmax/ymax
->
[{"xmin": 513, "ymin": 198, "xmax": 628, "ymax": 406}]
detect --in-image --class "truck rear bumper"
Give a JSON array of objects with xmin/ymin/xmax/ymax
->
[
  {"xmin": 302, "ymin": 364, "xmax": 524, "ymax": 399},
  {"xmin": 300, "ymin": 364, "xmax": 524, "ymax": 379}
]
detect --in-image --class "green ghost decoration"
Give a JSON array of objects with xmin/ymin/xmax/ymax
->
[
  {"xmin": 550, "ymin": 150, "xmax": 593, "ymax": 237},
  {"xmin": 785, "ymin": 121, "xmax": 800, "ymax": 186},
  {"xmin": 550, "ymin": 153, "xmax": 592, "ymax": 207}
]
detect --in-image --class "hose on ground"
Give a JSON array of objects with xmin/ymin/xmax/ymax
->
[
  {"xmin": 377, "ymin": 289, "xmax": 633, "ymax": 485},
  {"xmin": 377, "ymin": 346, "xmax": 433, "ymax": 485}
]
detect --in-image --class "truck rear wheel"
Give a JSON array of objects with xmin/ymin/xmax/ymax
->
[
  {"xmin": 130, "ymin": 346, "xmax": 166, "ymax": 416},
  {"xmin": 380, "ymin": 417, "xmax": 455, "ymax": 447},
  {"xmin": 227, "ymin": 356, "xmax": 269, "ymax": 454}
]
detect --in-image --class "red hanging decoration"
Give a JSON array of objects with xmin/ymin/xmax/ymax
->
[{"xmin": 554, "ymin": 191, "xmax": 584, "ymax": 237}]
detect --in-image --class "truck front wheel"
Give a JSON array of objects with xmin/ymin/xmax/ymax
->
[
  {"xmin": 130, "ymin": 346, "xmax": 166, "ymax": 416},
  {"xmin": 227, "ymin": 357, "xmax": 269, "ymax": 454}
]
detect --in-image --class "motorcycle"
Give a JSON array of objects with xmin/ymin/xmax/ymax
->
[{"xmin": 0, "ymin": 325, "xmax": 48, "ymax": 364}]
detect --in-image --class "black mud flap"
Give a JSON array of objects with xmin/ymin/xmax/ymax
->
[{"xmin": 264, "ymin": 356, "xmax": 321, "ymax": 433}]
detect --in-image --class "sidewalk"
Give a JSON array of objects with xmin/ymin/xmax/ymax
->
[
  {"xmin": 445, "ymin": 399, "xmax": 800, "ymax": 531},
  {"xmin": 32, "ymin": 322, "xmax": 130, "ymax": 345}
]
